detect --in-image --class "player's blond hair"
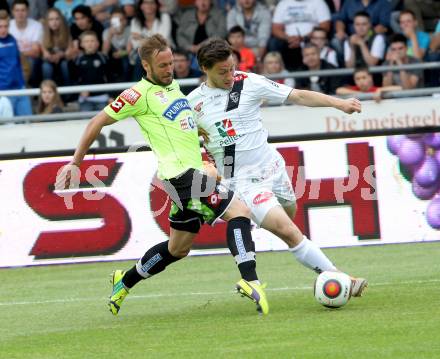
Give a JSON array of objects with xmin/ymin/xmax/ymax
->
[{"xmin": 138, "ymin": 34, "xmax": 170, "ymax": 64}]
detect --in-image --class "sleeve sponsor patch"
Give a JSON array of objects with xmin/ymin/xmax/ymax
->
[
  {"xmin": 120, "ymin": 88, "xmax": 141, "ymax": 105},
  {"xmin": 110, "ymin": 98, "xmax": 126, "ymax": 113}
]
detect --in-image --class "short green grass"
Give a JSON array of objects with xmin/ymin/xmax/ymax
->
[{"xmin": 1, "ymin": 242, "xmax": 439, "ymax": 359}]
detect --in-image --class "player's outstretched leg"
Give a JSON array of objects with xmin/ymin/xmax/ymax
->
[
  {"xmin": 108, "ymin": 240, "xmax": 183, "ymax": 315},
  {"xmin": 223, "ymin": 199, "xmax": 269, "ymax": 315},
  {"xmin": 262, "ymin": 205, "xmax": 368, "ymax": 297}
]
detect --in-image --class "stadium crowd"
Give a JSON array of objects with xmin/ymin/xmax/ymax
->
[{"xmin": 1, "ymin": 0, "xmax": 440, "ymax": 117}]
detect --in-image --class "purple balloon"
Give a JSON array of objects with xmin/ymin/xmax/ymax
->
[
  {"xmin": 414, "ymin": 156, "xmax": 439, "ymax": 187},
  {"xmin": 426, "ymin": 197, "xmax": 440, "ymax": 229},
  {"xmin": 387, "ymin": 135, "xmax": 406, "ymax": 155},
  {"xmin": 424, "ymin": 133, "xmax": 440, "ymax": 149},
  {"xmin": 398, "ymin": 139, "xmax": 425, "ymax": 165},
  {"xmin": 435, "ymin": 150, "xmax": 440, "ymax": 167},
  {"xmin": 412, "ymin": 178, "xmax": 438, "ymax": 200}
]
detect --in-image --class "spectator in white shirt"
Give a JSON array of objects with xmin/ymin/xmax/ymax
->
[
  {"xmin": 309, "ymin": 26, "xmax": 338, "ymax": 67},
  {"xmin": 344, "ymin": 11, "xmax": 385, "ymax": 68},
  {"xmin": 9, "ymin": 0, "xmax": 43, "ymax": 86},
  {"xmin": 270, "ymin": 0, "xmax": 331, "ymax": 70}
]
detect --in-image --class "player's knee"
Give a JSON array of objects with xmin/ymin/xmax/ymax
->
[
  {"xmin": 273, "ymin": 221, "xmax": 301, "ymax": 247},
  {"xmin": 223, "ymin": 198, "xmax": 251, "ymax": 220}
]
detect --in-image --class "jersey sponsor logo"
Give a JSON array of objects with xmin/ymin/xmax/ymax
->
[
  {"xmin": 180, "ymin": 116, "xmax": 196, "ymax": 131},
  {"xmin": 234, "ymin": 73, "xmax": 248, "ymax": 82},
  {"xmin": 206, "ymin": 193, "xmax": 221, "ymax": 208},
  {"xmin": 110, "ymin": 98, "xmax": 126, "ymax": 113},
  {"xmin": 194, "ymin": 102, "xmax": 203, "ymax": 112},
  {"xmin": 253, "ymin": 191, "xmax": 274, "ymax": 205},
  {"xmin": 163, "ymin": 98, "xmax": 191, "ymax": 121},
  {"xmin": 215, "ymin": 119, "xmax": 236, "ymax": 137},
  {"xmin": 120, "ymin": 88, "xmax": 141, "ymax": 105}
]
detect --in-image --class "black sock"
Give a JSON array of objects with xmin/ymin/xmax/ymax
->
[
  {"xmin": 122, "ymin": 266, "xmax": 143, "ymax": 289},
  {"xmin": 122, "ymin": 241, "xmax": 181, "ymax": 289},
  {"xmin": 226, "ymin": 216, "xmax": 258, "ymax": 281}
]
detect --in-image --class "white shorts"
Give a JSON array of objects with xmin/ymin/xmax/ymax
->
[{"xmin": 228, "ymin": 151, "xmax": 296, "ymax": 226}]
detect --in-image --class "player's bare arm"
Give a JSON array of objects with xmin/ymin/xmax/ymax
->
[
  {"xmin": 287, "ymin": 89, "xmax": 362, "ymax": 114},
  {"xmin": 55, "ymin": 111, "xmax": 116, "ymax": 190}
]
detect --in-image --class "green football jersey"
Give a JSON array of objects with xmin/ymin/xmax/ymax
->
[{"xmin": 104, "ymin": 78, "xmax": 203, "ymax": 179}]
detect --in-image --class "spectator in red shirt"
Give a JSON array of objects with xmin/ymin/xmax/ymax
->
[
  {"xmin": 336, "ymin": 66, "xmax": 401, "ymax": 101},
  {"xmin": 227, "ymin": 25, "xmax": 256, "ymax": 72}
]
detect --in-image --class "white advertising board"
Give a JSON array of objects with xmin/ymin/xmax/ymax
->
[
  {"xmin": 1, "ymin": 96, "xmax": 439, "ymax": 154},
  {"xmin": 0, "ymin": 136, "xmax": 439, "ymax": 268}
]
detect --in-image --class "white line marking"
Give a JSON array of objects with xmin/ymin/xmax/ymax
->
[{"xmin": 0, "ymin": 278, "xmax": 438, "ymax": 307}]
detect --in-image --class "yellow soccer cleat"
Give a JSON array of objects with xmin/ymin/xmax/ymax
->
[
  {"xmin": 108, "ymin": 270, "xmax": 129, "ymax": 315},
  {"xmin": 236, "ymin": 279, "xmax": 269, "ymax": 315}
]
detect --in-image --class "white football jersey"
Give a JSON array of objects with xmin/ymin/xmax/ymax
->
[{"xmin": 188, "ymin": 72, "xmax": 292, "ymax": 180}]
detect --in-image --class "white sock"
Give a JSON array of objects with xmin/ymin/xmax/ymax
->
[
  {"xmin": 250, "ymin": 279, "xmax": 261, "ymax": 285},
  {"xmin": 289, "ymin": 237, "xmax": 336, "ymax": 273}
]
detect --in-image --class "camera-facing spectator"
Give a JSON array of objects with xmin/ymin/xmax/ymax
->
[
  {"xmin": 399, "ymin": 9, "xmax": 430, "ymax": 60},
  {"xmin": 70, "ymin": 4, "xmax": 104, "ymax": 55},
  {"xmin": 54, "ymin": 0, "xmax": 84, "ymax": 25},
  {"xmin": 173, "ymin": 48, "xmax": 203, "ymax": 94},
  {"xmin": 382, "ymin": 33, "xmax": 423, "ymax": 89},
  {"xmin": 262, "ymin": 51, "xmax": 294, "ymax": 87},
  {"xmin": 73, "ymin": 30, "xmax": 109, "ymax": 111},
  {"xmin": 84, "ymin": 0, "xmax": 118, "ymax": 25},
  {"xmin": 0, "ymin": 9, "xmax": 32, "ymax": 115},
  {"xmin": 309, "ymin": 26, "xmax": 338, "ymax": 67},
  {"xmin": 37, "ymin": 79, "xmax": 64, "ymax": 114},
  {"xmin": 102, "ymin": 7, "xmax": 131, "ymax": 82},
  {"xmin": 9, "ymin": 0, "xmax": 43, "ymax": 87},
  {"xmin": 41, "ymin": 8, "xmax": 75, "ymax": 86},
  {"xmin": 334, "ymin": 0, "xmax": 391, "ymax": 37},
  {"xmin": 403, "ymin": 0, "xmax": 440, "ymax": 32},
  {"xmin": 227, "ymin": 25, "xmax": 256, "ymax": 72},
  {"xmin": 175, "ymin": 0, "xmax": 226, "ymax": 56},
  {"xmin": 226, "ymin": 0, "xmax": 271, "ymax": 63},
  {"xmin": 344, "ymin": 11, "xmax": 386, "ymax": 68},
  {"xmin": 127, "ymin": 0, "xmax": 173, "ymax": 79},
  {"xmin": 271, "ymin": 0, "xmax": 331, "ymax": 71},
  {"xmin": 336, "ymin": 66, "xmax": 401, "ymax": 101},
  {"xmin": 295, "ymin": 43, "xmax": 340, "ymax": 94}
]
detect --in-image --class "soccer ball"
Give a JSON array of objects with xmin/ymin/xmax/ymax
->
[{"xmin": 314, "ymin": 271, "xmax": 352, "ymax": 308}]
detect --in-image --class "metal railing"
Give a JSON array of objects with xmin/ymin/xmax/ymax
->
[{"xmin": 1, "ymin": 61, "xmax": 439, "ymax": 98}]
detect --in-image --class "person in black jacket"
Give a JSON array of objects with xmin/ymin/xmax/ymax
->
[
  {"xmin": 295, "ymin": 43, "xmax": 341, "ymax": 94},
  {"xmin": 73, "ymin": 30, "xmax": 109, "ymax": 111}
]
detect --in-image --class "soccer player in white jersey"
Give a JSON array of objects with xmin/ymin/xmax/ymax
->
[{"xmin": 188, "ymin": 38, "xmax": 368, "ymax": 297}]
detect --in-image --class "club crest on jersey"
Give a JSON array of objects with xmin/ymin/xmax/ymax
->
[
  {"xmin": 229, "ymin": 92, "xmax": 239, "ymax": 103},
  {"xmin": 120, "ymin": 88, "xmax": 141, "ymax": 105},
  {"xmin": 163, "ymin": 98, "xmax": 191, "ymax": 121},
  {"xmin": 154, "ymin": 91, "xmax": 168, "ymax": 104}
]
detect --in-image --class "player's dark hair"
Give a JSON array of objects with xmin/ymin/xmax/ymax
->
[
  {"xmin": 197, "ymin": 37, "xmax": 233, "ymax": 70},
  {"xmin": 138, "ymin": 34, "xmax": 170, "ymax": 63},
  {"xmin": 72, "ymin": 4, "xmax": 93, "ymax": 20}
]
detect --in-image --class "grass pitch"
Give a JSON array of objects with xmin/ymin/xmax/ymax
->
[{"xmin": 1, "ymin": 242, "xmax": 439, "ymax": 359}]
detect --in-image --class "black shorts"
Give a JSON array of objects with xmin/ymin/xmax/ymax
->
[{"xmin": 162, "ymin": 168, "xmax": 234, "ymax": 233}]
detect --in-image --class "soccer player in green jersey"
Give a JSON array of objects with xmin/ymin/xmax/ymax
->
[{"xmin": 56, "ymin": 34, "xmax": 269, "ymax": 316}]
